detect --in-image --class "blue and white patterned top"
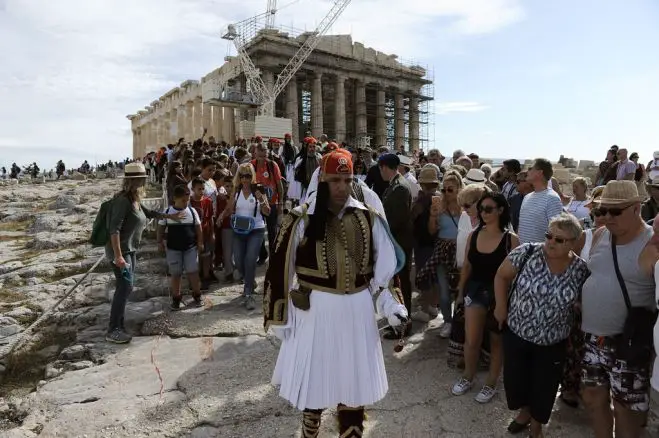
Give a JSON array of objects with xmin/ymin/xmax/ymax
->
[{"xmin": 507, "ymin": 243, "xmax": 590, "ymax": 346}]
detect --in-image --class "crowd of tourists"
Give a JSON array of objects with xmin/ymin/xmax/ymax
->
[{"xmin": 101, "ymin": 131, "xmax": 659, "ymax": 438}]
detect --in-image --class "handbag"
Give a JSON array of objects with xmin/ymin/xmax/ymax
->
[
  {"xmin": 611, "ymin": 236, "xmax": 657, "ymax": 367},
  {"xmin": 289, "ymin": 285, "xmax": 312, "ymax": 310},
  {"xmin": 231, "ymin": 190, "xmax": 260, "ymax": 235}
]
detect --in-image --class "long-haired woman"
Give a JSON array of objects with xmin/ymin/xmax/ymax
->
[
  {"xmin": 220, "ymin": 163, "xmax": 271, "ymax": 310},
  {"xmin": 416, "ymin": 170, "xmax": 464, "ymax": 339},
  {"xmin": 452, "ymin": 192, "xmax": 520, "ymax": 403},
  {"xmin": 166, "ymin": 160, "xmax": 186, "ymax": 205},
  {"xmin": 106, "ymin": 162, "xmax": 184, "ymax": 343}
]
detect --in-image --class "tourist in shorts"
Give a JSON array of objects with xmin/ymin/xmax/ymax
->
[
  {"xmin": 189, "ymin": 177, "xmax": 216, "ymax": 290},
  {"xmin": 157, "ymin": 185, "xmax": 204, "ymax": 310}
]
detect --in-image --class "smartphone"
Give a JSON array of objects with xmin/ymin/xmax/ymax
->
[{"xmin": 431, "ymin": 195, "xmax": 442, "ymax": 208}]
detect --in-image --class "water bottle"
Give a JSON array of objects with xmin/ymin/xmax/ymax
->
[{"xmin": 121, "ymin": 263, "xmax": 132, "ymax": 283}]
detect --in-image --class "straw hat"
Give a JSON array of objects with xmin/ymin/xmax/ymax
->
[
  {"xmin": 597, "ymin": 180, "xmax": 645, "ymax": 205},
  {"xmin": 121, "ymin": 162, "xmax": 147, "ymax": 179},
  {"xmin": 418, "ymin": 166, "xmax": 440, "ymax": 184},
  {"xmin": 464, "ymin": 168, "xmax": 486, "ymax": 185}
]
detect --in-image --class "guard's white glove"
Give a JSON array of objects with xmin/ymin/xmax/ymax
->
[{"xmin": 376, "ymin": 288, "xmax": 408, "ymax": 328}]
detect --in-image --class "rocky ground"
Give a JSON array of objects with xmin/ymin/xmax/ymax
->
[{"xmin": 0, "ymin": 178, "xmax": 657, "ymax": 437}]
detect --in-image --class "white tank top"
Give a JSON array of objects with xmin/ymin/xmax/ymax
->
[{"xmin": 579, "ymin": 228, "xmax": 593, "ymax": 260}]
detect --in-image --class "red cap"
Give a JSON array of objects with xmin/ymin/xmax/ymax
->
[
  {"xmin": 304, "ymin": 136, "xmax": 317, "ymax": 144},
  {"xmin": 320, "ymin": 149, "xmax": 353, "ymax": 180}
]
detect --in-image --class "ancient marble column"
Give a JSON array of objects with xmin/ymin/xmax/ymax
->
[
  {"xmin": 285, "ymin": 78, "xmax": 299, "ymax": 143},
  {"xmin": 169, "ymin": 109, "xmax": 178, "ymax": 144},
  {"xmin": 193, "ymin": 97, "xmax": 203, "ymax": 139},
  {"xmin": 394, "ymin": 93, "xmax": 405, "ymax": 150},
  {"xmin": 334, "ymin": 75, "xmax": 346, "ymax": 143},
  {"xmin": 409, "ymin": 96, "xmax": 420, "ymax": 152},
  {"xmin": 355, "ymin": 80, "xmax": 367, "ymax": 138},
  {"xmin": 375, "ymin": 89, "xmax": 386, "ymax": 147},
  {"xmin": 311, "ymin": 73, "xmax": 324, "ymax": 137},
  {"xmin": 151, "ymin": 119, "xmax": 160, "ymax": 152},
  {"xmin": 161, "ymin": 113, "xmax": 170, "ymax": 146},
  {"xmin": 177, "ymin": 105, "xmax": 186, "ymax": 141},
  {"xmin": 214, "ymin": 107, "xmax": 224, "ymax": 143},
  {"xmin": 202, "ymin": 103, "xmax": 212, "ymax": 139},
  {"xmin": 223, "ymin": 108, "xmax": 235, "ymax": 145},
  {"xmin": 185, "ymin": 101, "xmax": 194, "ymax": 141},
  {"xmin": 132, "ymin": 129, "xmax": 138, "ymax": 158}
]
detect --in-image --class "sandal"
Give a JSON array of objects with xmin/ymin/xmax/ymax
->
[{"xmin": 507, "ymin": 419, "xmax": 530, "ymax": 434}]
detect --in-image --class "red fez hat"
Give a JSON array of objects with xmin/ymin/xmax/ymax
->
[
  {"xmin": 284, "ymin": 133, "xmax": 292, "ymax": 138},
  {"xmin": 255, "ymin": 136, "xmax": 263, "ymax": 143},
  {"xmin": 304, "ymin": 136, "xmax": 317, "ymax": 144},
  {"xmin": 325, "ymin": 142, "xmax": 339, "ymax": 152},
  {"xmin": 320, "ymin": 149, "xmax": 353, "ymax": 180},
  {"xmin": 271, "ymin": 138, "xmax": 281, "ymax": 144}
]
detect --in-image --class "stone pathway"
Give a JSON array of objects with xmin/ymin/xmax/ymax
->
[{"xmin": 5, "ymin": 268, "xmax": 656, "ymax": 438}]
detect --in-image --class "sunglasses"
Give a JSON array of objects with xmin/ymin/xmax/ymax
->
[
  {"xmin": 478, "ymin": 205, "xmax": 498, "ymax": 214},
  {"xmin": 597, "ymin": 204, "xmax": 633, "ymax": 217},
  {"xmin": 461, "ymin": 203, "xmax": 473, "ymax": 209},
  {"xmin": 441, "ymin": 188, "xmax": 455, "ymax": 194},
  {"xmin": 591, "ymin": 208, "xmax": 603, "ymax": 217},
  {"xmin": 239, "ymin": 173, "xmax": 251, "ymax": 178},
  {"xmin": 545, "ymin": 232, "xmax": 572, "ymax": 244}
]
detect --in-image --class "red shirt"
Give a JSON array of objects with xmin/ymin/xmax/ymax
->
[
  {"xmin": 189, "ymin": 196, "xmax": 214, "ymax": 238},
  {"xmin": 252, "ymin": 159, "xmax": 282, "ymax": 204},
  {"xmin": 215, "ymin": 193, "xmax": 231, "ymax": 229}
]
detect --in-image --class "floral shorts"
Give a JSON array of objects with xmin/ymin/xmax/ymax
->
[{"xmin": 581, "ymin": 333, "xmax": 651, "ymax": 412}]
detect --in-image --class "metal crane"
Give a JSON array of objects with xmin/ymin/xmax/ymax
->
[{"xmin": 223, "ymin": 0, "xmax": 352, "ymax": 116}]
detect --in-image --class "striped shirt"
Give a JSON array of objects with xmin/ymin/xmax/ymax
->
[{"xmin": 518, "ymin": 188, "xmax": 564, "ymax": 243}]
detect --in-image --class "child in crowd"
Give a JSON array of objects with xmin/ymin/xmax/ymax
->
[
  {"xmin": 215, "ymin": 172, "xmax": 235, "ymax": 282},
  {"xmin": 157, "ymin": 185, "xmax": 203, "ymax": 310},
  {"xmin": 189, "ymin": 177, "xmax": 215, "ymax": 290}
]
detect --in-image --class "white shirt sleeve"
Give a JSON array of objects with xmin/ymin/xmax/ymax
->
[
  {"xmin": 456, "ymin": 212, "xmax": 473, "ymax": 268},
  {"xmin": 371, "ymin": 214, "xmax": 398, "ymax": 290},
  {"xmin": 157, "ymin": 207, "xmax": 170, "ymax": 226}
]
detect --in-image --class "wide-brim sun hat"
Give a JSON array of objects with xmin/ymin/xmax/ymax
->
[
  {"xmin": 418, "ymin": 166, "xmax": 440, "ymax": 184},
  {"xmin": 121, "ymin": 162, "xmax": 148, "ymax": 178},
  {"xmin": 596, "ymin": 180, "xmax": 645, "ymax": 205},
  {"xmin": 463, "ymin": 168, "xmax": 486, "ymax": 185}
]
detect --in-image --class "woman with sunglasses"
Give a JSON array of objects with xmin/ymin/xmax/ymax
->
[
  {"xmin": 220, "ymin": 163, "xmax": 271, "ymax": 310},
  {"xmin": 452, "ymin": 192, "xmax": 520, "ymax": 403},
  {"xmin": 494, "ymin": 212, "xmax": 589, "ymax": 437},
  {"xmin": 418, "ymin": 170, "xmax": 464, "ymax": 339}
]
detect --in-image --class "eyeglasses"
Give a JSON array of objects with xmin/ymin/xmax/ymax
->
[
  {"xmin": 545, "ymin": 232, "xmax": 572, "ymax": 244},
  {"xmin": 598, "ymin": 204, "xmax": 633, "ymax": 217},
  {"xmin": 479, "ymin": 205, "xmax": 497, "ymax": 214},
  {"xmin": 441, "ymin": 188, "xmax": 455, "ymax": 194},
  {"xmin": 239, "ymin": 173, "xmax": 251, "ymax": 178}
]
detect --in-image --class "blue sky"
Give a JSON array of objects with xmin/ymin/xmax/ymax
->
[{"xmin": 1, "ymin": 0, "xmax": 658, "ymax": 170}]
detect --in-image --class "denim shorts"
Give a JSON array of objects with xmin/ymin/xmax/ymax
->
[
  {"xmin": 166, "ymin": 247, "xmax": 199, "ymax": 276},
  {"xmin": 463, "ymin": 279, "xmax": 494, "ymax": 309}
]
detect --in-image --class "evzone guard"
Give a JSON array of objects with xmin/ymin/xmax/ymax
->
[{"xmin": 263, "ymin": 148, "xmax": 409, "ymax": 437}]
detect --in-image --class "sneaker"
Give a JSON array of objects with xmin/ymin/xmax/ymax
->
[
  {"xmin": 411, "ymin": 310, "xmax": 431, "ymax": 323},
  {"xmin": 245, "ymin": 295, "xmax": 256, "ymax": 310},
  {"xmin": 451, "ymin": 377, "xmax": 473, "ymax": 396},
  {"xmin": 439, "ymin": 322, "xmax": 452, "ymax": 338},
  {"xmin": 170, "ymin": 297, "xmax": 182, "ymax": 311},
  {"xmin": 105, "ymin": 328, "xmax": 132, "ymax": 344},
  {"xmin": 192, "ymin": 295, "xmax": 204, "ymax": 307},
  {"xmin": 475, "ymin": 385, "xmax": 497, "ymax": 403}
]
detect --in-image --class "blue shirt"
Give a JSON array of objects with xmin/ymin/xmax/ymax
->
[
  {"xmin": 518, "ymin": 188, "xmax": 564, "ymax": 243},
  {"xmin": 437, "ymin": 212, "xmax": 460, "ymax": 239}
]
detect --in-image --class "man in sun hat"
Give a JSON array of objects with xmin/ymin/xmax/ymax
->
[
  {"xmin": 642, "ymin": 177, "xmax": 659, "ymax": 222},
  {"xmin": 463, "ymin": 168, "xmax": 487, "ymax": 186},
  {"xmin": 580, "ymin": 180, "xmax": 659, "ymax": 438},
  {"xmin": 398, "ymin": 155, "xmax": 419, "ymax": 200},
  {"xmin": 264, "ymin": 149, "xmax": 407, "ymax": 438},
  {"xmin": 647, "ymin": 151, "xmax": 659, "ymax": 181}
]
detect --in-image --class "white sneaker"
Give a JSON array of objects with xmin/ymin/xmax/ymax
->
[
  {"xmin": 474, "ymin": 385, "xmax": 497, "ymax": 403},
  {"xmin": 439, "ymin": 322, "xmax": 452, "ymax": 338},
  {"xmin": 412, "ymin": 310, "xmax": 431, "ymax": 323},
  {"xmin": 451, "ymin": 377, "xmax": 473, "ymax": 396}
]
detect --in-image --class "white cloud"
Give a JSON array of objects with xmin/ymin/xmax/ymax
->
[
  {"xmin": 0, "ymin": 0, "xmax": 521, "ymax": 168},
  {"xmin": 437, "ymin": 101, "xmax": 489, "ymax": 114}
]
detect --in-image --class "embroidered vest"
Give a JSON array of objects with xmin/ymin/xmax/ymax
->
[{"xmin": 295, "ymin": 207, "xmax": 375, "ymax": 294}]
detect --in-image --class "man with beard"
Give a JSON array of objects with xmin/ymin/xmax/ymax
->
[
  {"xmin": 294, "ymin": 137, "xmax": 322, "ymax": 203},
  {"xmin": 264, "ymin": 149, "xmax": 407, "ymax": 438}
]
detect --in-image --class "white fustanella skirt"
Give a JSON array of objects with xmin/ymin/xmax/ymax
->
[{"xmin": 271, "ymin": 289, "xmax": 389, "ymax": 410}]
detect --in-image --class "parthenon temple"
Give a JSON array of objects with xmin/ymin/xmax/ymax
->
[{"xmin": 127, "ymin": 31, "xmax": 434, "ymax": 158}]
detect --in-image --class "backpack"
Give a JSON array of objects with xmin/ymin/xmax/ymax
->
[{"xmin": 90, "ymin": 198, "xmax": 113, "ymax": 247}]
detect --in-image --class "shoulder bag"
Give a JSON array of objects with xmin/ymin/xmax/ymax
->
[
  {"xmin": 611, "ymin": 236, "xmax": 657, "ymax": 367},
  {"xmin": 508, "ymin": 243, "xmax": 535, "ymax": 308},
  {"xmin": 231, "ymin": 191, "xmax": 258, "ymax": 235}
]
